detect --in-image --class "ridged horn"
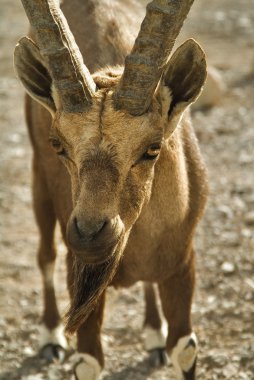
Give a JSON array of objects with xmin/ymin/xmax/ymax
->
[
  {"xmin": 114, "ymin": 0, "xmax": 195, "ymax": 116},
  {"xmin": 21, "ymin": 0, "xmax": 96, "ymax": 113}
]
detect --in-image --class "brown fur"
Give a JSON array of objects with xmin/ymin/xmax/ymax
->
[{"xmin": 15, "ymin": 0, "xmax": 208, "ymax": 376}]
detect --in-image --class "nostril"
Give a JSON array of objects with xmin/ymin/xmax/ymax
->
[
  {"xmin": 73, "ymin": 217, "xmax": 83, "ymax": 238},
  {"xmin": 73, "ymin": 217, "xmax": 108, "ymax": 241},
  {"xmin": 94, "ymin": 220, "xmax": 107, "ymax": 235}
]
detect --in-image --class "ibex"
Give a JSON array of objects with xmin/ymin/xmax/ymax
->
[{"xmin": 14, "ymin": 0, "xmax": 208, "ymax": 379}]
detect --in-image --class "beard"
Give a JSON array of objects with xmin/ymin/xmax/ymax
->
[{"xmin": 65, "ymin": 236, "xmax": 125, "ymax": 335}]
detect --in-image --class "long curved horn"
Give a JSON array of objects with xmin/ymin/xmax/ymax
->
[
  {"xmin": 114, "ymin": 0, "xmax": 194, "ymax": 116},
  {"xmin": 21, "ymin": 0, "xmax": 96, "ymax": 113}
]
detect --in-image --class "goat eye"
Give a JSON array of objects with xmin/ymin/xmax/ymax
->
[
  {"xmin": 49, "ymin": 138, "xmax": 66, "ymax": 156},
  {"xmin": 142, "ymin": 144, "xmax": 161, "ymax": 160}
]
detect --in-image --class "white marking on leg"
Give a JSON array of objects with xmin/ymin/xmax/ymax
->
[
  {"xmin": 144, "ymin": 326, "xmax": 166, "ymax": 351},
  {"xmin": 70, "ymin": 353, "xmax": 101, "ymax": 380},
  {"xmin": 42, "ymin": 262, "xmax": 55, "ymax": 288},
  {"xmin": 171, "ymin": 332, "xmax": 198, "ymax": 380},
  {"xmin": 39, "ymin": 324, "xmax": 68, "ymax": 349}
]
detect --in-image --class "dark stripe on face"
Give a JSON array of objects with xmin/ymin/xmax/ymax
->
[{"xmin": 79, "ymin": 150, "xmax": 120, "ymax": 189}]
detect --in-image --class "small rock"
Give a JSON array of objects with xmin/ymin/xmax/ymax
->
[
  {"xmin": 239, "ymin": 152, "xmax": 253, "ymax": 164},
  {"xmin": 7, "ymin": 132, "xmax": 22, "ymax": 144},
  {"xmin": 238, "ymin": 15, "xmax": 251, "ymax": 28},
  {"xmin": 241, "ymin": 228, "xmax": 252, "ymax": 238},
  {"xmin": 19, "ymin": 298, "xmax": 28, "ymax": 307},
  {"xmin": 221, "ymin": 261, "xmax": 235, "ymax": 274},
  {"xmin": 207, "ymin": 295, "xmax": 216, "ymax": 304},
  {"xmin": 222, "ymin": 363, "xmax": 238, "ymax": 377},
  {"xmin": 0, "ymin": 317, "xmax": 6, "ymax": 327},
  {"xmin": 239, "ymin": 372, "xmax": 251, "ymax": 380},
  {"xmin": 245, "ymin": 279, "xmax": 254, "ymax": 290},
  {"xmin": 244, "ymin": 211, "xmax": 254, "ymax": 226},
  {"xmin": 63, "ymin": 362, "xmax": 72, "ymax": 372},
  {"xmin": 48, "ymin": 367, "xmax": 62, "ymax": 380},
  {"xmin": 244, "ymin": 292, "xmax": 253, "ymax": 301},
  {"xmin": 9, "ymin": 147, "xmax": 25, "ymax": 158},
  {"xmin": 215, "ymin": 11, "xmax": 226, "ymax": 22},
  {"xmin": 23, "ymin": 374, "xmax": 44, "ymax": 380},
  {"xmin": 231, "ymin": 185, "xmax": 248, "ymax": 195},
  {"xmin": 244, "ymin": 194, "xmax": 254, "ymax": 205},
  {"xmin": 217, "ymin": 205, "xmax": 233, "ymax": 219},
  {"xmin": 23, "ymin": 346, "xmax": 35, "ymax": 356},
  {"xmin": 223, "ymin": 300, "xmax": 237, "ymax": 309},
  {"xmin": 221, "ymin": 232, "xmax": 240, "ymax": 247},
  {"xmin": 233, "ymin": 196, "xmax": 246, "ymax": 210},
  {"xmin": 212, "ymin": 353, "xmax": 229, "ymax": 367}
]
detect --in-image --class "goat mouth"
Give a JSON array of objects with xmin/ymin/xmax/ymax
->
[
  {"xmin": 72, "ymin": 236, "xmax": 121, "ymax": 265},
  {"xmin": 66, "ymin": 215, "xmax": 125, "ymax": 264},
  {"xmin": 75, "ymin": 248, "xmax": 117, "ymax": 265}
]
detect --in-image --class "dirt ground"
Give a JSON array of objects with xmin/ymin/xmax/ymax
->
[{"xmin": 0, "ymin": 0, "xmax": 254, "ymax": 379}]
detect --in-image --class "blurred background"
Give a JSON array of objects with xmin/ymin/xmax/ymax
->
[{"xmin": 0, "ymin": 0, "xmax": 253, "ymax": 379}]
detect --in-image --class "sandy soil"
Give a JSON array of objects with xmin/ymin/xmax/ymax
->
[{"xmin": 0, "ymin": 0, "xmax": 253, "ymax": 379}]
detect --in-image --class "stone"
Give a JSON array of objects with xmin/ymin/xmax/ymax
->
[{"xmin": 221, "ymin": 262, "xmax": 235, "ymax": 274}]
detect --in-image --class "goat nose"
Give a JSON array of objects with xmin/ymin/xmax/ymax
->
[{"xmin": 73, "ymin": 217, "xmax": 107, "ymax": 241}]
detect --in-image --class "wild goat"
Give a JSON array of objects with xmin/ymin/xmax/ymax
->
[{"xmin": 14, "ymin": 0, "xmax": 208, "ymax": 379}]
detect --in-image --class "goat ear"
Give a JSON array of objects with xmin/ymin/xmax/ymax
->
[
  {"xmin": 14, "ymin": 37, "xmax": 56, "ymax": 115},
  {"xmin": 161, "ymin": 39, "xmax": 207, "ymax": 135}
]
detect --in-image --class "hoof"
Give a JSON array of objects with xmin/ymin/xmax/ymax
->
[
  {"xmin": 171, "ymin": 332, "xmax": 198, "ymax": 380},
  {"xmin": 149, "ymin": 348, "xmax": 169, "ymax": 367},
  {"xmin": 71, "ymin": 353, "xmax": 101, "ymax": 380},
  {"xmin": 183, "ymin": 359, "xmax": 196, "ymax": 380},
  {"xmin": 40, "ymin": 343, "xmax": 66, "ymax": 363}
]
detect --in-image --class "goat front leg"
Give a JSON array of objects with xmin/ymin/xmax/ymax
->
[
  {"xmin": 158, "ymin": 253, "xmax": 198, "ymax": 380},
  {"xmin": 33, "ymin": 160, "xmax": 67, "ymax": 362},
  {"xmin": 143, "ymin": 282, "xmax": 167, "ymax": 366},
  {"xmin": 67, "ymin": 252, "xmax": 105, "ymax": 380}
]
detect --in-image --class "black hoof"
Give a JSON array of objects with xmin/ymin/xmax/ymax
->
[
  {"xmin": 149, "ymin": 348, "xmax": 169, "ymax": 367},
  {"xmin": 40, "ymin": 343, "xmax": 66, "ymax": 363}
]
